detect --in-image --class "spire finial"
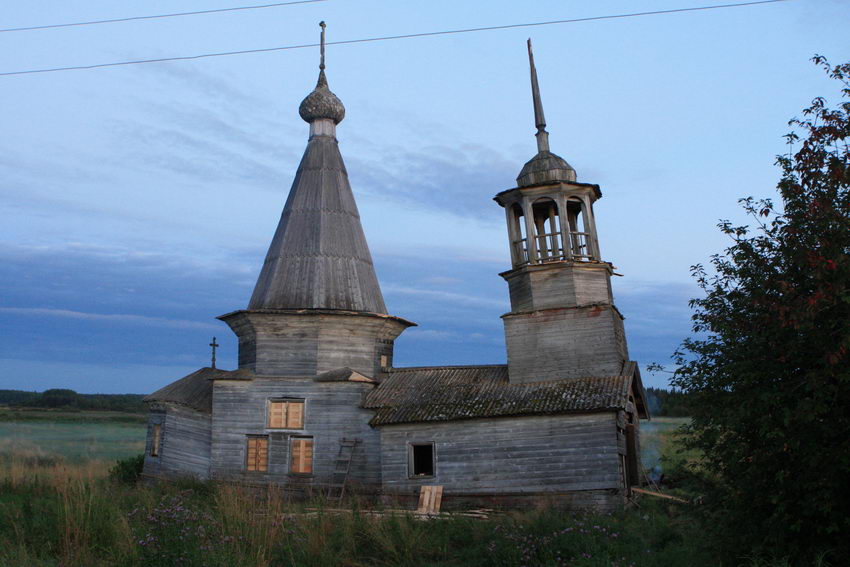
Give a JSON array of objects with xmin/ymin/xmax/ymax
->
[
  {"xmin": 527, "ymin": 38, "xmax": 550, "ymax": 153},
  {"xmin": 319, "ymin": 21, "xmax": 326, "ymax": 71},
  {"xmin": 299, "ymin": 21, "xmax": 345, "ymax": 125}
]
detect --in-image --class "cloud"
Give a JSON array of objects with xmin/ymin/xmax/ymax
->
[
  {"xmin": 382, "ymin": 283, "xmax": 507, "ymax": 309},
  {"xmin": 0, "ymin": 307, "xmax": 219, "ymax": 331},
  {"xmin": 348, "ymin": 143, "xmax": 518, "ymax": 219}
]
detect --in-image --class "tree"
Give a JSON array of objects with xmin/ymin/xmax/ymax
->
[
  {"xmin": 37, "ymin": 388, "xmax": 80, "ymax": 408},
  {"xmin": 671, "ymin": 57, "xmax": 850, "ymax": 562}
]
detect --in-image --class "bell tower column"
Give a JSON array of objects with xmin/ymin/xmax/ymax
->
[{"xmin": 495, "ymin": 40, "xmax": 629, "ymax": 384}]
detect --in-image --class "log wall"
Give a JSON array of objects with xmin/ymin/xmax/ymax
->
[
  {"xmin": 503, "ymin": 305, "xmax": 628, "ymax": 383},
  {"xmin": 378, "ymin": 412, "xmax": 625, "ymax": 511},
  {"xmin": 143, "ymin": 404, "xmax": 211, "ymax": 480},
  {"xmin": 209, "ymin": 377, "xmax": 381, "ymax": 488}
]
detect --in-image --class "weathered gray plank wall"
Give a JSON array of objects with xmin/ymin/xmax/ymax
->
[
  {"xmin": 504, "ymin": 263, "xmax": 613, "ymax": 313},
  {"xmin": 220, "ymin": 311, "xmax": 408, "ymax": 377},
  {"xmin": 210, "ymin": 378, "xmax": 381, "ymax": 487},
  {"xmin": 503, "ymin": 306, "xmax": 628, "ymax": 383},
  {"xmin": 143, "ymin": 404, "xmax": 211, "ymax": 480},
  {"xmin": 379, "ymin": 412, "xmax": 623, "ymax": 499}
]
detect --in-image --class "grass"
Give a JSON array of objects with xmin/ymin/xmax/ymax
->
[
  {"xmin": 0, "ymin": 407, "xmax": 147, "ymax": 423},
  {"xmin": 0, "ymin": 412, "xmax": 146, "ymax": 463},
  {"xmin": 0, "ymin": 413, "xmax": 828, "ymax": 566},
  {"xmin": 639, "ymin": 417, "xmax": 689, "ymax": 473},
  {"xmin": 0, "ymin": 456, "xmax": 709, "ymax": 567}
]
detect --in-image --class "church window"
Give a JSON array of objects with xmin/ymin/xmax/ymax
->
[
  {"xmin": 246, "ymin": 436, "xmax": 269, "ymax": 472},
  {"xmin": 267, "ymin": 399, "xmax": 305, "ymax": 429},
  {"xmin": 408, "ymin": 443, "xmax": 435, "ymax": 477},
  {"xmin": 150, "ymin": 423, "xmax": 161, "ymax": 456},
  {"xmin": 290, "ymin": 437, "xmax": 314, "ymax": 474}
]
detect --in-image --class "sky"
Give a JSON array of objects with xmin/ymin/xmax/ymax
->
[{"xmin": 0, "ymin": 0, "xmax": 847, "ymax": 393}]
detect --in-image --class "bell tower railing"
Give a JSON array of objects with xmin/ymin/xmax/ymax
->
[{"xmin": 512, "ymin": 230, "xmax": 593, "ymax": 266}]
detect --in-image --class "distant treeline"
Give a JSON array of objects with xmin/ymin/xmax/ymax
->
[
  {"xmin": 0, "ymin": 386, "xmax": 688, "ymax": 416},
  {"xmin": 0, "ymin": 389, "xmax": 146, "ymax": 413},
  {"xmin": 645, "ymin": 387, "xmax": 692, "ymax": 417}
]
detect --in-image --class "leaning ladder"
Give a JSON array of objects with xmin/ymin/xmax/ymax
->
[{"xmin": 327, "ymin": 438, "xmax": 359, "ymax": 502}]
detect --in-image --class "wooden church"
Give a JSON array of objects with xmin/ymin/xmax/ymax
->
[{"xmin": 143, "ymin": 30, "xmax": 649, "ymax": 511}]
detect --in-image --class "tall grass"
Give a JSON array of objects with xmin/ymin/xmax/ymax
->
[{"xmin": 0, "ymin": 454, "xmax": 828, "ymax": 566}]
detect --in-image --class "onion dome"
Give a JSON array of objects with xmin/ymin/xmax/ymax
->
[
  {"xmin": 298, "ymin": 69, "xmax": 345, "ymax": 124},
  {"xmin": 517, "ymin": 151, "xmax": 576, "ymax": 187}
]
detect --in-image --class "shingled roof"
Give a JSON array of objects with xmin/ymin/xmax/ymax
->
[
  {"xmin": 363, "ymin": 365, "xmax": 637, "ymax": 426},
  {"xmin": 143, "ymin": 367, "xmax": 251, "ymax": 413}
]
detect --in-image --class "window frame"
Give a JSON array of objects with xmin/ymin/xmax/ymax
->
[
  {"xmin": 407, "ymin": 442, "xmax": 436, "ymax": 478},
  {"xmin": 245, "ymin": 435, "xmax": 269, "ymax": 473},
  {"xmin": 150, "ymin": 423, "xmax": 161, "ymax": 457},
  {"xmin": 289, "ymin": 436, "xmax": 314, "ymax": 476},
  {"xmin": 266, "ymin": 398, "xmax": 305, "ymax": 430}
]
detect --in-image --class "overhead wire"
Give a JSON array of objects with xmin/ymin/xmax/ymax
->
[
  {"xmin": 0, "ymin": 0, "xmax": 328, "ymax": 34},
  {"xmin": 0, "ymin": 0, "xmax": 789, "ymax": 78}
]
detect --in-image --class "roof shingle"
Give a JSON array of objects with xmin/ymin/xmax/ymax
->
[
  {"xmin": 144, "ymin": 367, "xmax": 251, "ymax": 413},
  {"xmin": 363, "ymin": 365, "xmax": 632, "ymax": 426}
]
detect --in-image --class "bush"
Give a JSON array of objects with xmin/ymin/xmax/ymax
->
[
  {"xmin": 671, "ymin": 56, "xmax": 850, "ymax": 561},
  {"xmin": 109, "ymin": 454, "xmax": 145, "ymax": 485}
]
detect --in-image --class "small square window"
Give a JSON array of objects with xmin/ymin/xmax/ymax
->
[
  {"xmin": 246, "ymin": 436, "xmax": 269, "ymax": 472},
  {"xmin": 268, "ymin": 400, "xmax": 304, "ymax": 429},
  {"xmin": 409, "ymin": 443, "xmax": 435, "ymax": 477}
]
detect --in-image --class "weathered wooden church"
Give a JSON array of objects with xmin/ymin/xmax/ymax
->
[{"xmin": 143, "ymin": 31, "xmax": 649, "ymax": 511}]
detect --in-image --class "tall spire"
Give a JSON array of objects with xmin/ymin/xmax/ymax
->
[
  {"xmin": 527, "ymin": 38, "xmax": 549, "ymax": 153},
  {"xmin": 516, "ymin": 38, "xmax": 576, "ymax": 187}
]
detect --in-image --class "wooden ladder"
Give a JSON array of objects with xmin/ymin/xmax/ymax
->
[{"xmin": 327, "ymin": 438, "xmax": 359, "ymax": 502}]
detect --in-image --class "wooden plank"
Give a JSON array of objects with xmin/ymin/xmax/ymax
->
[
  {"xmin": 631, "ymin": 487, "xmax": 688, "ymax": 503},
  {"xmin": 268, "ymin": 402, "xmax": 285, "ymax": 428},
  {"xmin": 287, "ymin": 401, "xmax": 304, "ymax": 429}
]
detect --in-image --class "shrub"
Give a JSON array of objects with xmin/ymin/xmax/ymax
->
[{"xmin": 109, "ymin": 454, "xmax": 145, "ymax": 485}]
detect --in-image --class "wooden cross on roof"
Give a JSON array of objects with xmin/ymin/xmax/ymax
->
[{"xmin": 209, "ymin": 337, "xmax": 219, "ymax": 369}]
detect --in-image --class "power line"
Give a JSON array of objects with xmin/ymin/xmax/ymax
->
[
  {"xmin": 0, "ymin": 0, "xmax": 789, "ymax": 78},
  {"xmin": 0, "ymin": 0, "xmax": 328, "ymax": 33}
]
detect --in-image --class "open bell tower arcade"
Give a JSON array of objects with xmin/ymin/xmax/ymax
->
[{"xmin": 495, "ymin": 40, "xmax": 629, "ymax": 384}]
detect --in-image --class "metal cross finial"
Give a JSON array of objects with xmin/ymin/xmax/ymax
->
[
  {"xmin": 319, "ymin": 21, "xmax": 326, "ymax": 70},
  {"xmin": 527, "ymin": 38, "xmax": 550, "ymax": 153},
  {"xmin": 209, "ymin": 337, "xmax": 219, "ymax": 369}
]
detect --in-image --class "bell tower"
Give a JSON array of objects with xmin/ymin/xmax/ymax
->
[{"xmin": 495, "ymin": 40, "xmax": 629, "ymax": 384}]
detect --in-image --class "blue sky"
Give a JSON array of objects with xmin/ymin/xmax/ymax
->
[{"xmin": 1, "ymin": 0, "xmax": 847, "ymax": 393}]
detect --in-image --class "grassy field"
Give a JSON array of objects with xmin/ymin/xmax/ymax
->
[
  {"xmin": 639, "ymin": 417, "xmax": 689, "ymax": 475},
  {"xmin": 0, "ymin": 412, "xmax": 815, "ymax": 566},
  {"xmin": 0, "ymin": 409, "xmax": 146, "ymax": 462},
  {"xmin": 0, "ymin": 459, "xmax": 709, "ymax": 567}
]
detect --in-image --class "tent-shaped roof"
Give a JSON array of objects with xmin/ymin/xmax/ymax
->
[{"xmin": 248, "ymin": 67, "xmax": 387, "ymax": 314}]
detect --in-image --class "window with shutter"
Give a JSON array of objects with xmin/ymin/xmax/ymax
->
[
  {"xmin": 267, "ymin": 400, "xmax": 305, "ymax": 429},
  {"xmin": 290, "ymin": 437, "xmax": 313, "ymax": 474},
  {"xmin": 246, "ymin": 436, "xmax": 269, "ymax": 472}
]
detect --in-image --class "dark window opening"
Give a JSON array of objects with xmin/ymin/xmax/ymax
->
[{"xmin": 410, "ymin": 443, "xmax": 434, "ymax": 477}]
